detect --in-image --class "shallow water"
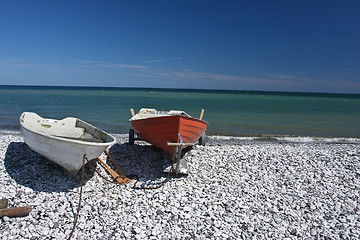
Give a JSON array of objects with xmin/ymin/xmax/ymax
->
[{"xmin": 1, "ymin": 85, "xmax": 359, "ymax": 137}]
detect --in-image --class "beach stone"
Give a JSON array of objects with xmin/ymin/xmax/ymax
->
[
  {"xmin": 1, "ymin": 132, "xmax": 360, "ymax": 239},
  {"xmin": 213, "ymin": 230, "xmax": 222, "ymax": 237}
]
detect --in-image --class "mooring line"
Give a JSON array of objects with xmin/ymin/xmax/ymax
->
[
  {"xmin": 67, "ymin": 154, "xmax": 86, "ymax": 240},
  {"xmin": 132, "ymin": 160, "xmax": 174, "ymax": 190},
  {"xmin": 66, "ymin": 149, "xmax": 174, "ymax": 239}
]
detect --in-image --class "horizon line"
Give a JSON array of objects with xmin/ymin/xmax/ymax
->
[{"xmin": 0, "ymin": 84, "xmax": 359, "ymax": 96}]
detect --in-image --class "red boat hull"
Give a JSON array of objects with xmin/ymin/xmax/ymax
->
[{"xmin": 131, "ymin": 115, "xmax": 208, "ymax": 156}]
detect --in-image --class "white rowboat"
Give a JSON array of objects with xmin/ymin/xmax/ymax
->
[{"xmin": 19, "ymin": 112, "xmax": 116, "ymax": 175}]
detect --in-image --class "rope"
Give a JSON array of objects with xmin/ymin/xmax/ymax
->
[
  {"xmin": 133, "ymin": 134, "xmax": 183, "ymax": 190},
  {"xmin": 66, "ymin": 148, "xmax": 174, "ymax": 239},
  {"xmin": 67, "ymin": 154, "xmax": 86, "ymax": 240},
  {"xmin": 132, "ymin": 156, "xmax": 175, "ymax": 190},
  {"xmin": 86, "ymin": 157, "xmax": 127, "ymax": 185},
  {"xmin": 67, "ymin": 153, "xmax": 128, "ymax": 239},
  {"xmin": 88, "ymin": 153, "xmax": 173, "ymax": 189},
  {"xmin": 105, "ymin": 149, "xmax": 128, "ymax": 178}
]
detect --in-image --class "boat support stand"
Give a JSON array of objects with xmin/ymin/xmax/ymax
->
[{"xmin": 166, "ymin": 142, "xmax": 195, "ymax": 174}]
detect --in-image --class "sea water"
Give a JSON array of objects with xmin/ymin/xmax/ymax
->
[{"xmin": 1, "ymin": 85, "xmax": 359, "ymax": 138}]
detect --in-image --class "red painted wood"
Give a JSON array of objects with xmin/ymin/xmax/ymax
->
[{"xmin": 131, "ymin": 115, "xmax": 207, "ymax": 156}]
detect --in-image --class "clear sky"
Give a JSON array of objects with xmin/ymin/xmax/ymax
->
[{"xmin": 1, "ymin": 1, "xmax": 359, "ymax": 93}]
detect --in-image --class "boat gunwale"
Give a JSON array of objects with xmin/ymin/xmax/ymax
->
[
  {"xmin": 20, "ymin": 116, "xmax": 116, "ymax": 147},
  {"xmin": 130, "ymin": 114, "xmax": 208, "ymax": 125},
  {"xmin": 130, "ymin": 113, "xmax": 208, "ymax": 155}
]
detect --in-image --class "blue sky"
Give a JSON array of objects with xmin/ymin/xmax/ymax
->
[{"xmin": 1, "ymin": 1, "xmax": 359, "ymax": 93}]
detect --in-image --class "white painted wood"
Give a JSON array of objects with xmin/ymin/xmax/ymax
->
[{"xmin": 19, "ymin": 112, "xmax": 116, "ymax": 176}]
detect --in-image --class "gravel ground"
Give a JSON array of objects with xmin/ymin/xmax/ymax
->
[{"xmin": 1, "ymin": 130, "xmax": 360, "ymax": 239}]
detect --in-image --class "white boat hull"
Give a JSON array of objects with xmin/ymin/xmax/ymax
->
[{"xmin": 19, "ymin": 112, "xmax": 116, "ymax": 176}]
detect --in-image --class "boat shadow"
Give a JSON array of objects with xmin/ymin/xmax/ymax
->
[
  {"xmin": 4, "ymin": 142, "xmax": 96, "ymax": 193},
  {"xmin": 107, "ymin": 142, "xmax": 188, "ymax": 185}
]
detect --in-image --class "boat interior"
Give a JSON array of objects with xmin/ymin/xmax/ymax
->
[
  {"xmin": 20, "ymin": 112, "xmax": 107, "ymax": 143},
  {"xmin": 130, "ymin": 108, "xmax": 190, "ymax": 121}
]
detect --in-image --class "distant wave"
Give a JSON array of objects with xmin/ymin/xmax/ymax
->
[{"xmin": 209, "ymin": 135, "xmax": 360, "ymax": 144}]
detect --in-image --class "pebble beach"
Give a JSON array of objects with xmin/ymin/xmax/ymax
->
[{"xmin": 1, "ymin": 130, "xmax": 360, "ymax": 239}]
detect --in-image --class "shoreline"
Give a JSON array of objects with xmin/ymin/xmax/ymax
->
[
  {"xmin": 2, "ymin": 86, "xmax": 360, "ymax": 140},
  {"xmin": 2, "ymin": 129, "xmax": 360, "ymax": 144},
  {"xmin": 1, "ymin": 131, "xmax": 360, "ymax": 239}
]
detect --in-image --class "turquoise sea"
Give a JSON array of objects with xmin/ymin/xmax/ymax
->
[{"xmin": 1, "ymin": 85, "xmax": 359, "ymax": 138}]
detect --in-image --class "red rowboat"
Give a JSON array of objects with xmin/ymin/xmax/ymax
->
[{"xmin": 129, "ymin": 108, "xmax": 208, "ymax": 157}]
